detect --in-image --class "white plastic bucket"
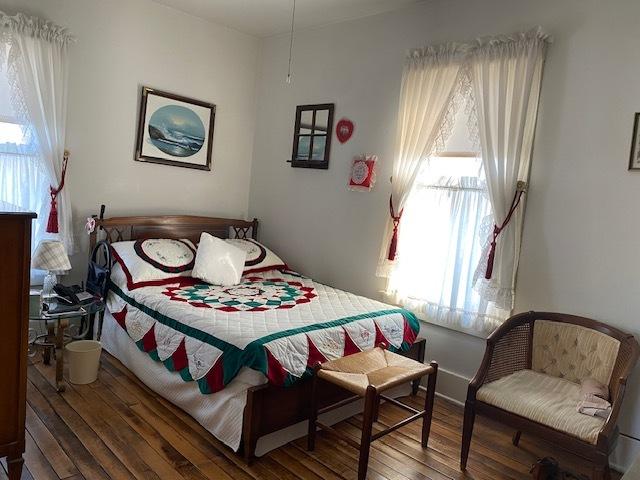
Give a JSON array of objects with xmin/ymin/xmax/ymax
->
[{"xmin": 65, "ymin": 340, "xmax": 102, "ymax": 384}]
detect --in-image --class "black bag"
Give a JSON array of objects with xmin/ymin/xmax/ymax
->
[{"xmin": 86, "ymin": 240, "xmax": 112, "ymax": 299}]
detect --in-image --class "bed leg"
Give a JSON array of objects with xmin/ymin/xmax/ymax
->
[
  {"xmin": 243, "ymin": 436, "xmax": 258, "ymax": 464},
  {"xmin": 242, "ymin": 387, "xmax": 261, "ymax": 463}
]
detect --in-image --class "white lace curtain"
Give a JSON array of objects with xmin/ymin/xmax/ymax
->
[
  {"xmin": 380, "ymin": 27, "xmax": 550, "ymax": 334},
  {"xmin": 470, "ymin": 29, "xmax": 549, "ymax": 311},
  {"xmin": 376, "ymin": 43, "xmax": 468, "ymax": 277},
  {"xmin": 0, "ymin": 11, "xmax": 75, "ymax": 253}
]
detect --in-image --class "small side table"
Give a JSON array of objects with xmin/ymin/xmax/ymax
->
[{"xmin": 29, "ymin": 300, "xmax": 105, "ymax": 392}]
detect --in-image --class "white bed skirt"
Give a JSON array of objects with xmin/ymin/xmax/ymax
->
[
  {"xmin": 100, "ymin": 310, "xmax": 412, "ymax": 455},
  {"xmin": 100, "ymin": 309, "xmax": 266, "ymax": 451}
]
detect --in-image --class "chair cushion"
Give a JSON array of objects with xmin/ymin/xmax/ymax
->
[
  {"xmin": 532, "ymin": 320, "xmax": 620, "ymax": 386},
  {"xmin": 477, "ymin": 369, "xmax": 605, "ymax": 444},
  {"xmin": 317, "ymin": 347, "xmax": 433, "ymax": 396}
]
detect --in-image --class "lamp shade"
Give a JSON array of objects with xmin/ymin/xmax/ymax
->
[{"xmin": 32, "ymin": 240, "xmax": 71, "ymax": 272}]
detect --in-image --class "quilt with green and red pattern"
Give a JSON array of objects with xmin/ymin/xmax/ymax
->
[{"xmin": 106, "ymin": 266, "xmax": 420, "ymax": 395}]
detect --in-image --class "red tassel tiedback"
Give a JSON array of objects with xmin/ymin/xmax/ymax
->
[
  {"xmin": 387, "ymin": 195, "xmax": 403, "ymax": 261},
  {"xmin": 46, "ymin": 197, "xmax": 59, "ymax": 233},
  {"xmin": 45, "ymin": 151, "xmax": 69, "ymax": 234},
  {"xmin": 484, "ymin": 182, "xmax": 527, "ymax": 279}
]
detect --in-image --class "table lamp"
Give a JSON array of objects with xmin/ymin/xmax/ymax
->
[{"xmin": 32, "ymin": 240, "xmax": 71, "ymax": 300}]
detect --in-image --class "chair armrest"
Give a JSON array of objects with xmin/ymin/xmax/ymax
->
[
  {"xmin": 468, "ymin": 343, "xmax": 494, "ymax": 397},
  {"xmin": 467, "ymin": 312, "xmax": 535, "ymax": 401},
  {"xmin": 598, "ymin": 379, "xmax": 627, "ymax": 442}
]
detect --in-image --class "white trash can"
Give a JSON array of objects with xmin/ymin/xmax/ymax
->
[{"xmin": 65, "ymin": 340, "xmax": 102, "ymax": 384}]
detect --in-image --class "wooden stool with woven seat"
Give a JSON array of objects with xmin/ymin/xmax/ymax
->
[{"xmin": 307, "ymin": 345, "xmax": 438, "ymax": 480}]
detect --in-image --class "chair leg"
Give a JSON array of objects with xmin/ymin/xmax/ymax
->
[
  {"xmin": 411, "ymin": 377, "xmax": 421, "ymax": 396},
  {"xmin": 592, "ymin": 461, "xmax": 611, "ymax": 480},
  {"xmin": 512, "ymin": 430, "xmax": 521, "ymax": 446},
  {"xmin": 358, "ymin": 386, "xmax": 377, "ymax": 480},
  {"xmin": 460, "ymin": 400, "xmax": 476, "ymax": 471},
  {"xmin": 592, "ymin": 465, "xmax": 606, "ymax": 480},
  {"xmin": 422, "ymin": 361, "xmax": 438, "ymax": 448},
  {"xmin": 373, "ymin": 395, "xmax": 381, "ymax": 422},
  {"xmin": 307, "ymin": 371, "xmax": 319, "ymax": 451}
]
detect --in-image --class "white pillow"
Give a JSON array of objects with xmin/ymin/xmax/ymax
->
[{"xmin": 192, "ymin": 233, "xmax": 247, "ymax": 286}]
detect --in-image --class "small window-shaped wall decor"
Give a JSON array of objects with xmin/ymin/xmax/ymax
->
[{"xmin": 291, "ymin": 103, "xmax": 334, "ymax": 169}]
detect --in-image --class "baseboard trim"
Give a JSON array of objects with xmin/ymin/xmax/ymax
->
[
  {"xmin": 433, "ymin": 367, "xmax": 469, "ymax": 405},
  {"xmin": 435, "ymin": 391, "xmax": 464, "ymax": 407},
  {"xmin": 611, "ymin": 434, "xmax": 640, "ymax": 473}
]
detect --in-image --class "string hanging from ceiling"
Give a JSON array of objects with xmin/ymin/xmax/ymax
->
[{"xmin": 286, "ymin": 0, "xmax": 296, "ymax": 83}]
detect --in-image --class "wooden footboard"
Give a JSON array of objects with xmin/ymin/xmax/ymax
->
[{"xmin": 241, "ymin": 338, "xmax": 426, "ymax": 462}]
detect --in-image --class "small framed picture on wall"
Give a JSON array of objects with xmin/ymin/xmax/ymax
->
[{"xmin": 629, "ymin": 112, "xmax": 640, "ymax": 170}]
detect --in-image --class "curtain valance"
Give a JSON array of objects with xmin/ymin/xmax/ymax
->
[
  {"xmin": 0, "ymin": 11, "xmax": 74, "ymax": 45},
  {"xmin": 405, "ymin": 27, "xmax": 550, "ymax": 63}
]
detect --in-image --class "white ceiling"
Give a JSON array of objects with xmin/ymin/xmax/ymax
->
[{"xmin": 151, "ymin": 0, "xmax": 424, "ymax": 37}]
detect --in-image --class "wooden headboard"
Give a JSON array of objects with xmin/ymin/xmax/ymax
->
[{"xmin": 89, "ymin": 210, "xmax": 258, "ymax": 252}]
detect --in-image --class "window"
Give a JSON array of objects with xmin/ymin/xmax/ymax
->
[
  {"xmin": 0, "ymin": 48, "xmax": 51, "ymax": 275},
  {"xmin": 290, "ymin": 103, "xmax": 334, "ymax": 169},
  {"xmin": 387, "ymin": 106, "xmax": 505, "ymax": 334}
]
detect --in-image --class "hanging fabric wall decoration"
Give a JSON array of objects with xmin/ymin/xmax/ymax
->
[
  {"xmin": 336, "ymin": 118, "xmax": 354, "ymax": 143},
  {"xmin": 348, "ymin": 154, "xmax": 377, "ymax": 191}
]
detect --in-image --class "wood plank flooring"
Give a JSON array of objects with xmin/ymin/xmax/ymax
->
[{"xmin": 5, "ymin": 352, "xmax": 621, "ymax": 480}]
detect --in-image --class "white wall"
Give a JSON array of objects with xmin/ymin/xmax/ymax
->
[
  {"xmin": 1, "ymin": 0, "xmax": 260, "ymax": 276},
  {"xmin": 249, "ymin": 0, "xmax": 640, "ymax": 468}
]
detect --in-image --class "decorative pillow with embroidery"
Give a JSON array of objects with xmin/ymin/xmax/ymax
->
[
  {"xmin": 111, "ymin": 238, "xmax": 197, "ymax": 290},
  {"xmin": 225, "ymin": 239, "xmax": 287, "ymax": 274}
]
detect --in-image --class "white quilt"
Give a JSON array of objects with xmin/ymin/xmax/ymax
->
[{"xmin": 107, "ymin": 266, "xmax": 420, "ymax": 394}]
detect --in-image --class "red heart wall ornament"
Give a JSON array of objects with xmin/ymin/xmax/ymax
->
[{"xmin": 336, "ymin": 118, "xmax": 354, "ymax": 144}]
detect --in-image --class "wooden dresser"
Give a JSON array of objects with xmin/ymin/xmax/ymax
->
[{"xmin": 0, "ymin": 206, "xmax": 36, "ymax": 480}]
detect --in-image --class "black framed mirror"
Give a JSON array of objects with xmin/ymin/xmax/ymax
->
[{"xmin": 290, "ymin": 103, "xmax": 334, "ymax": 169}]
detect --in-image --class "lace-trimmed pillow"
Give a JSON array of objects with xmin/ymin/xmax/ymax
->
[
  {"xmin": 225, "ymin": 239, "xmax": 287, "ymax": 275},
  {"xmin": 111, "ymin": 238, "xmax": 197, "ymax": 290}
]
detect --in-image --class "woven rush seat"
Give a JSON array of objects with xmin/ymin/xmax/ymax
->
[
  {"xmin": 318, "ymin": 347, "xmax": 434, "ymax": 396},
  {"xmin": 308, "ymin": 346, "xmax": 438, "ymax": 480}
]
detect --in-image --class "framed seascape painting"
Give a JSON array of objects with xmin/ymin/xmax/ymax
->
[
  {"xmin": 135, "ymin": 87, "xmax": 215, "ymax": 171},
  {"xmin": 629, "ymin": 112, "xmax": 640, "ymax": 171}
]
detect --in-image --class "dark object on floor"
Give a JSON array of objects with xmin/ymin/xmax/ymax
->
[
  {"xmin": 461, "ymin": 311, "xmax": 639, "ymax": 480},
  {"xmin": 531, "ymin": 457, "xmax": 590, "ymax": 480},
  {"xmin": 307, "ymin": 345, "xmax": 438, "ymax": 480},
  {"xmin": 531, "ymin": 457, "xmax": 560, "ymax": 479}
]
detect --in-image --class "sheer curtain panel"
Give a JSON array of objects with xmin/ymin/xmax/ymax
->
[
  {"xmin": 0, "ymin": 11, "xmax": 75, "ymax": 253},
  {"xmin": 377, "ymin": 44, "xmax": 467, "ymax": 277},
  {"xmin": 469, "ymin": 28, "xmax": 549, "ymax": 311}
]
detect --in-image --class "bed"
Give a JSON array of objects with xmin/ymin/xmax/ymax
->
[{"xmin": 89, "ymin": 212, "xmax": 426, "ymax": 461}]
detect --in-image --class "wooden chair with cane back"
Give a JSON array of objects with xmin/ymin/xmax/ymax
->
[{"xmin": 461, "ymin": 311, "xmax": 639, "ymax": 480}]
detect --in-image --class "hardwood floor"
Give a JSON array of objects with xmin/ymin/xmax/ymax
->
[{"xmin": 4, "ymin": 352, "xmax": 621, "ymax": 480}]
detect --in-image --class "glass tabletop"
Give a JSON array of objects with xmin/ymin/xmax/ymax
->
[{"xmin": 29, "ymin": 298, "xmax": 105, "ymax": 321}]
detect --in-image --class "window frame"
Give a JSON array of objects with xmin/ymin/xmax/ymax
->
[{"xmin": 290, "ymin": 103, "xmax": 334, "ymax": 169}]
